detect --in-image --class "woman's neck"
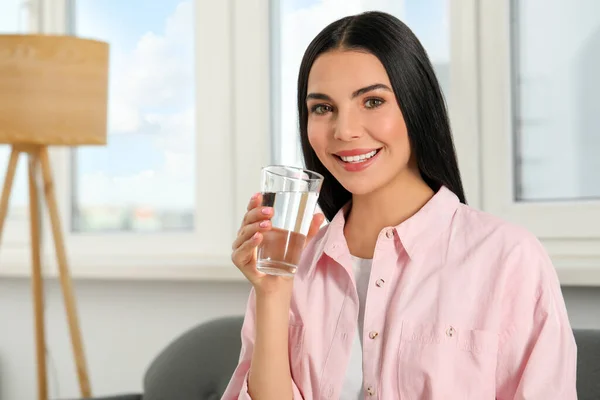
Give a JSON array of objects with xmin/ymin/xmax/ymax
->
[{"xmin": 344, "ymin": 170, "xmax": 434, "ymax": 259}]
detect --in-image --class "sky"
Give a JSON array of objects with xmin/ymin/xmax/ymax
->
[
  {"xmin": 73, "ymin": 0, "xmax": 196, "ymax": 210},
  {"xmin": 0, "ymin": 0, "xmax": 450, "ymax": 211}
]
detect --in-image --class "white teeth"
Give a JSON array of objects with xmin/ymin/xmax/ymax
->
[{"xmin": 340, "ymin": 150, "xmax": 378, "ymax": 163}]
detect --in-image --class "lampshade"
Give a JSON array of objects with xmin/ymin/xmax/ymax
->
[{"xmin": 0, "ymin": 34, "xmax": 109, "ymax": 146}]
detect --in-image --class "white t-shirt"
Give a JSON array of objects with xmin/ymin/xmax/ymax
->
[{"xmin": 340, "ymin": 255, "xmax": 373, "ymax": 400}]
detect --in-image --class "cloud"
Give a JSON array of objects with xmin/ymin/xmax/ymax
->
[
  {"xmin": 79, "ymin": 161, "xmax": 194, "ymax": 209},
  {"xmin": 145, "ymin": 107, "xmax": 195, "ymax": 152},
  {"xmin": 78, "ymin": 107, "xmax": 196, "ymax": 207},
  {"xmin": 108, "ymin": 0, "xmax": 194, "ymax": 134},
  {"xmin": 78, "ymin": 1, "xmax": 196, "ymax": 208}
]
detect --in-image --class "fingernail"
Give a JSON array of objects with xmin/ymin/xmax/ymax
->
[
  {"xmin": 251, "ymin": 193, "xmax": 259, "ymax": 200},
  {"xmin": 259, "ymin": 220, "xmax": 269, "ymax": 228},
  {"xmin": 261, "ymin": 207, "xmax": 272, "ymax": 215},
  {"xmin": 253, "ymin": 232, "xmax": 260, "ymax": 240}
]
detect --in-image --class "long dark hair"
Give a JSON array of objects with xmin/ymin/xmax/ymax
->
[{"xmin": 297, "ymin": 11, "xmax": 466, "ymax": 221}]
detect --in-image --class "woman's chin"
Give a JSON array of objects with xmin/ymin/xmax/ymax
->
[{"xmin": 338, "ymin": 179, "xmax": 379, "ymax": 196}]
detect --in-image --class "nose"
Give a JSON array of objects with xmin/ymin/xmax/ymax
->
[{"xmin": 333, "ymin": 108, "xmax": 362, "ymax": 141}]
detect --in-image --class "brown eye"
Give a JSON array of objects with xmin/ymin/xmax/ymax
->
[
  {"xmin": 310, "ymin": 104, "xmax": 333, "ymax": 115},
  {"xmin": 364, "ymin": 98, "xmax": 384, "ymax": 109}
]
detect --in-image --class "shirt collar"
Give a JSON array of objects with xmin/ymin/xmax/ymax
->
[
  {"xmin": 394, "ymin": 186, "xmax": 460, "ymax": 258},
  {"xmin": 313, "ymin": 186, "xmax": 460, "ymax": 273}
]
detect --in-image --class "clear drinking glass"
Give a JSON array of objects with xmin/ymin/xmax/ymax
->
[{"xmin": 257, "ymin": 165, "xmax": 324, "ymax": 277}]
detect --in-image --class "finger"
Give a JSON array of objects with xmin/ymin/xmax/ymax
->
[
  {"xmin": 232, "ymin": 219, "xmax": 271, "ymax": 250},
  {"xmin": 231, "ymin": 231, "xmax": 262, "ymax": 269},
  {"xmin": 240, "ymin": 193, "xmax": 263, "ymax": 231},
  {"xmin": 240, "ymin": 206, "xmax": 274, "ymax": 233},
  {"xmin": 306, "ymin": 213, "xmax": 325, "ymax": 243},
  {"xmin": 247, "ymin": 193, "xmax": 262, "ymax": 212}
]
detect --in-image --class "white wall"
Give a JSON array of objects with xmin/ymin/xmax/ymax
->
[
  {"xmin": 0, "ymin": 279, "xmax": 598, "ymax": 400},
  {"xmin": 0, "ymin": 278, "xmax": 251, "ymax": 400}
]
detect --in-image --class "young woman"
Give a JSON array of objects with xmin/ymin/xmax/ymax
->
[{"xmin": 223, "ymin": 11, "xmax": 577, "ymax": 400}]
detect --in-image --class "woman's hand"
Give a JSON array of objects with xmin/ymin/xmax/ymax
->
[{"xmin": 231, "ymin": 193, "xmax": 324, "ymax": 295}]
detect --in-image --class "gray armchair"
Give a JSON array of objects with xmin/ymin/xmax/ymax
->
[
  {"xmin": 64, "ymin": 317, "xmax": 600, "ymax": 400},
  {"xmin": 574, "ymin": 329, "xmax": 600, "ymax": 399},
  {"xmin": 64, "ymin": 316, "xmax": 244, "ymax": 400}
]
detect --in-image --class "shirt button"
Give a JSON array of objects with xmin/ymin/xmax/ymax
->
[
  {"xmin": 446, "ymin": 326, "xmax": 456, "ymax": 337},
  {"xmin": 375, "ymin": 278, "xmax": 385, "ymax": 287},
  {"xmin": 385, "ymin": 228, "xmax": 394, "ymax": 239},
  {"xmin": 366, "ymin": 386, "xmax": 376, "ymax": 396},
  {"xmin": 369, "ymin": 331, "xmax": 379, "ymax": 339}
]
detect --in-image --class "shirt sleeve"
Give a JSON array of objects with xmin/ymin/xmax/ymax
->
[
  {"xmin": 495, "ymin": 239, "xmax": 578, "ymax": 399},
  {"xmin": 221, "ymin": 288, "xmax": 305, "ymax": 400}
]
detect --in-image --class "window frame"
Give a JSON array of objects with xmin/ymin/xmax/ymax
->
[
  {"xmin": 2, "ymin": 0, "xmax": 265, "ymax": 280},
  {"xmin": 2, "ymin": 0, "xmax": 598, "ymax": 285},
  {"xmin": 478, "ymin": 0, "xmax": 600, "ymax": 284},
  {"xmin": 55, "ymin": 0, "xmax": 257, "ymax": 279}
]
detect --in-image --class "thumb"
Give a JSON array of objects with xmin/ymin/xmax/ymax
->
[{"xmin": 306, "ymin": 213, "xmax": 325, "ymax": 244}]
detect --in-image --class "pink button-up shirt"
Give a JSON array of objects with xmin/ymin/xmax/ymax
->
[{"xmin": 223, "ymin": 187, "xmax": 577, "ymax": 399}]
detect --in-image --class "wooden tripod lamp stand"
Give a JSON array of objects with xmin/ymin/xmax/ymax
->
[{"xmin": 0, "ymin": 35, "xmax": 109, "ymax": 400}]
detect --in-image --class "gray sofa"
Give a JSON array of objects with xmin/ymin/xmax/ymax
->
[{"xmin": 64, "ymin": 316, "xmax": 600, "ymax": 400}]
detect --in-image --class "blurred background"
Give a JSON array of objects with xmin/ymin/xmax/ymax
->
[{"xmin": 0, "ymin": 0, "xmax": 598, "ymax": 399}]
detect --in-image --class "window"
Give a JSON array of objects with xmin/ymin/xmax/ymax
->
[
  {"xmin": 480, "ymin": 1, "xmax": 600, "ymax": 279},
  {"xmin": 269, "ymin": 0, "xmax": 599, "ymax": 284},
  {"xmin": 2, "ymin": 0, "xmax": 596, "ymax": 283},
  {"xmin": 53, "ymin": 0, "xmax": 243, "ymax": 273},
  {"xmin": 1, "ymin": 0, "xmax": 252, "ymax": 277},
  {"xmin": 272, "ymin": 0, "xmax": 452, "ymax": 167},
  {"xmin": 512, "ymin": 0, "xmax": 600, "ymax": 202},
  {"xmin": 71, "ymin": 0, "xmax": 196, "ymax": 233}
]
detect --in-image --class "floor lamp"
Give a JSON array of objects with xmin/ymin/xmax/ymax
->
[{"xmin": 0, "ymin": 34, "xmax": 109, "ymax": 400}]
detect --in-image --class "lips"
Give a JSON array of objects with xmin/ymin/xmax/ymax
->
[
  {"xmin": 333, "ymin": 148, "xmax": 382, "ymax": 172},
  {"xmin": 338, "ymin": 149, "xmax": 378, "ymax": 163}
]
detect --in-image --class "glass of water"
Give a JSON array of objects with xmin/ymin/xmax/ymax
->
[{"xmin": 257, "ymin": 165, "xmax": 324, "ymax": 277}]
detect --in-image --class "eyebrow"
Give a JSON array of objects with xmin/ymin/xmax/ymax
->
[{"xmin": 306, "ymin": 83, "xmax": 392, "ymax": 102}]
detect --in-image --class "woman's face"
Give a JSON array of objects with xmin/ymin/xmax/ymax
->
[{"xmin": 306, "ymin": 49, "xmax": 415, "ymax": 196}]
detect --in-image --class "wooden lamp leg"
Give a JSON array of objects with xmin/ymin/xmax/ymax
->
[
  {"xmin": 28, "ymin": 149, "xmax": 48, "ymax": 400},
  {"xmin": 38, "ymin": 147, "xmax": 91, "ymax": 397},
  {"xmin": 0, "ymin": 146, "xmax": 91, "ymax": 397},
  {"xmin": 0, "ymin": 147, "xmax": 20, "ymax": 244}
]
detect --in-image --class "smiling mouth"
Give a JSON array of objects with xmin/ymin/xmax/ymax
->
[{"xmin": 335, "ymin": 149, "xmax": 381, "ymax": 163}]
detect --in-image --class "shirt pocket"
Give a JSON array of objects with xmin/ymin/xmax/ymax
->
[
  {"xmin": 288, "ymin": 324, "xmax": 305, "ymax": 387},
  {"xmin": 396, "ymin": 320, "xmax": 498, "ymax": 400}
]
